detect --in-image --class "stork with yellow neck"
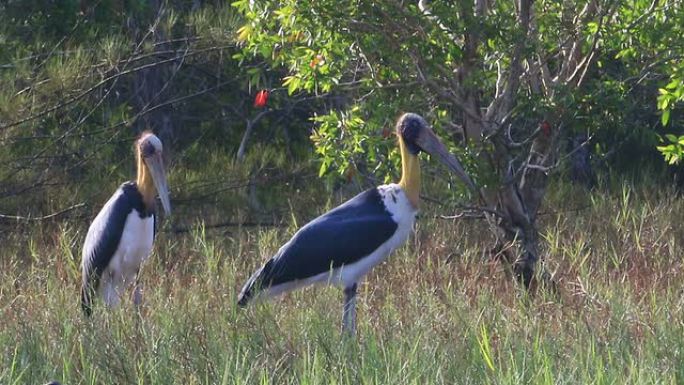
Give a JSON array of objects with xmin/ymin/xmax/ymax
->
[
  {"xmin": 80, "ymin": 132, "xmax": 171, "ymax": 316},
  {"xmin": 237, "ymin": 113, "xmax": 475, "ymax": 334}
]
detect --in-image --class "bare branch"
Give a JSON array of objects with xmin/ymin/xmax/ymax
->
[
  {"xmin": 413, "ymin": 58, "xmax": 481, "ymax": 122},
  {"xmin": 495, "ymin": 58, "xmax": 505, "ymax": 98},
  {"xmin": 0, "ymin": 45, "xmax": 232, "ymax": 131},
  {"xmin": 574, "ymin": 50, "xmax": 597, "ymax": 88},
  {"xmin": 579, "ymin": 3, "xmax": 621, "ymax": 87},
  {"xmin": 485, "ymin": 0, "xmax": 532, "ymax": 125},
  {"xmin": 521, "ymin": 132, "xmax": 594, "ymax": 176},
  {"xmin": 506, "ymin": 126, "xmax": 542, "ymax": 149},
  {"xmin": 237, "ymin": 109, "xmax": 272, "ymax": 161},
  {"xmin": 439, "ymin": 204, "xmax": 508, "ymax": 220},
  {"xmin": 524, "ymin": 163, "xmax": 553, "ymax": 174},
  {"xmin": 0, "ymin": 203, "xmax": 85, "ymax": 222}
]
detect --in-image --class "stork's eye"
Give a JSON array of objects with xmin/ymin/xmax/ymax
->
[{"xmin": 141, "ymin": 141, "xmax": 156, "ymax": 157}]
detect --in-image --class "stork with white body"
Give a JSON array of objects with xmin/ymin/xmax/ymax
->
[
  {"xmin": 238, "ymin": 113, "xmax": 476, "ymax": 334},
  {"xmin": 80, "ymin": 132, "xmax": 171, "ymax": 315}
]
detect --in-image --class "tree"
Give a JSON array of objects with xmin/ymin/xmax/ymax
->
[
  {"xmin": 234, "ymin": 0, "xmax": 632, "ymax": 287},
  {"xmin": 607, "ymin": 0, "xmax": 684, "ymax": 164}
]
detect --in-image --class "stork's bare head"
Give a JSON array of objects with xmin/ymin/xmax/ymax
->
[
  {"xmin": 396, "ymin": 113, "xmax": 477, "ymax": 192},
  {"xmin": 137, "ymin": 132, "xmax": 171, "ymax": 215}
]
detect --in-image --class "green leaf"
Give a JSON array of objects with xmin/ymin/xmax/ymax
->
[
  {"xmin": 236, "ymin": 25, "xmax": 251, "ymax": 42},
  {"xmin": 231, "ymin": 0, "xmax": 248, "ymax": 9},
  {"xmin": 661, "ymin": 109, "xmax": 671, "ymax": 126},
  {"xmin": 587, "ymin": 22, "xmax": 599, "ymax": 34},
  {"xmin": 286, "ymin": 76, "xmax": 300, "ymax": 95},
  {"xmin": 666, "ymin": 78, "xmax": 681, "ymax": 90}
]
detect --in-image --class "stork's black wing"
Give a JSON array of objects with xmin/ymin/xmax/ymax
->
[
  {"xmin": 238, "ymin": 188, "xmax": 398, "ymax": 305},
  {"xmin": 80, "ymin": 182, "xmax": 148, "ymax": 315}
]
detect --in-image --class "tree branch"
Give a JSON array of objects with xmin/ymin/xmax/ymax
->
[
  {"xmin": 485, "ymin": 0, "xmax": 532, "ymax": 126},
  {"xmin": 0, "ymin": 203, "xmax": 85, "ymax": 222},
  {"xmin": 0, "ymin": 45, "xmax": 232, "ymax": 131}
]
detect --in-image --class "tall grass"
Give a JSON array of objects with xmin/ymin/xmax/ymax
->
[{"xmin": 1, "ymin": 181, "xmax": 683, "ymax": 384}]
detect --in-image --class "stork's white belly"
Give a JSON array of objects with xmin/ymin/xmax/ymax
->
[{"xmin": 103, "ymin": 210, "xmax": 155, "ymax": 284}]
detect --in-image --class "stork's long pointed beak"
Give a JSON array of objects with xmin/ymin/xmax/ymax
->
[
  {"xmin": 145, "ymin": 154, "xmax": 171, "ymax": 215},
  {"xmin": 416, "ymin": 129, "xmax": 478, "ymax": 193}
]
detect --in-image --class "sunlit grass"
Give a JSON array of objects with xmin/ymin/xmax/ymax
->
[{"xmin": 2, "ymin": 181, "xmax": 684, "ymax": 384}]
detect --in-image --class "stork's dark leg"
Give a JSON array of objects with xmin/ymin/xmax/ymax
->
[{"xmin": 342, "ymin": 283, "xmax": 358, "ymax": 335}]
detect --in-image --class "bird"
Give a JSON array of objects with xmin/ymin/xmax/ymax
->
[
  {"xmin": 237, "ymin": 113, "xmax": 476, "ymax": 334},
  {"xmin": 80, "ymin": 131, "xmax": 171, "ymax": 316}
]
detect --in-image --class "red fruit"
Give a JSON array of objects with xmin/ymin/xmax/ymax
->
[{"xmin": 254, "ymin": 90, "xmax": 269, "ymax": 108}]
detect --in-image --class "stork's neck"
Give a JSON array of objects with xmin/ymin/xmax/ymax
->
[
  {"xmin": 398, "ymin": 136, "xmax": 421, "ymax": 209},
  {"xmin": 136, "ymin": 153, "xmax": 156, "ymax": 211}
]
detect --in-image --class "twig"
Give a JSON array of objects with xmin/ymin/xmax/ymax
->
[
  {"xmin": 438, "ymin": 212, "xmax": 486, "ymax": 220},
  {"xmin": 0, "ymin": 203, "xmax": 86, "ymax": 222},
  {"xmin": 521, "ymin": 132, "xmax": 593, "ymax": 175},
  {"xmin": 443, "ymin": 204, "xmax": 507, "ymax": 219},
  {"xmin": 0, "ymin": 45, "xmax": 232, "ymax": 131}
]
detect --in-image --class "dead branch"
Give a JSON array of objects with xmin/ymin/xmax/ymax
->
[
  {"xmin": 0, "ymin": 45, "xmax": 232, "ymax": 131},
  {"xmin": 0, "ymin": 203, "xmax": 85, "ymax": 222},
  {"xmin": 237, "ymin": 109, "xmax": 274, "ymax": 161},
  {"xmin": 484, "ymin": 0, "xmax": 532, "ymax": 126},
  {"xmin": 439, "ymin": 204, "xmax": 508, "ymax": 220}
]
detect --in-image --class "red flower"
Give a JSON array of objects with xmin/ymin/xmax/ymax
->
[{"xmin": 254, "ymin": 90, "xmax": 269, "ymax": 108}]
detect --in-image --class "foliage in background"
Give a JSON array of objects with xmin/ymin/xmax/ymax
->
[
  {"xmin": 593, "ymin": 0, "xmax": 684, "ymax": 167},
  {"xmin": 233, "ymin": 0, "xmax": 481, "ymax": 191},
  {"xmin": 0, "ymin": 0, "xmax": 324, "ymax": 226},
  {"xmin": 234, "ymin": 0, "xmax": 684, "ymax": 178},
  {"xmin": 1, "ymin": 0, "xmax": 683, "ymax": 225}
]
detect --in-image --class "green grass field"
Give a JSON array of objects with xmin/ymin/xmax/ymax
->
[{"xmin": 2, "ymin": 182, "xmax": 684, "ymax": 384}]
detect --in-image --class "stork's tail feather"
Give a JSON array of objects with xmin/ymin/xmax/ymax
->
[
  {"xmin": 237, "ymin": 289, "xmax": 252, "ymax": 307},
  {"xmin": 237, "ymin": 270, "xmax": 260, "ymax": 307},
  {"xmin": 237, "ymin": 260, "xmax": 274, "ymax": 307}
]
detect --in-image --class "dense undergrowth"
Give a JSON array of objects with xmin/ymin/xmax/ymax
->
[{"xmin": 1, "ymin": 178, "xmax": 684, "ymax": 384}]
